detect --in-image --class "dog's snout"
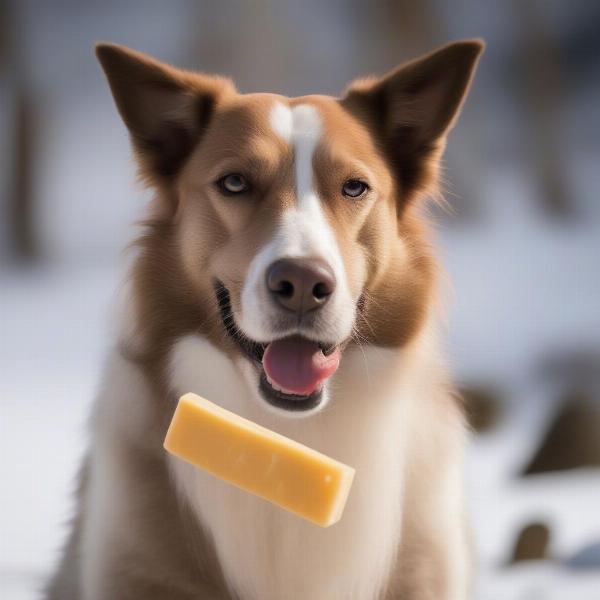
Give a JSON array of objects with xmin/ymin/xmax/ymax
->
[{"xmin": 266, "ymin": 258, "xmax": 336, "ymax": 314}]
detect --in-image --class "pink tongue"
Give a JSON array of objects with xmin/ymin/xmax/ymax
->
[{"xmin": 263, "ymin": 336, "xmax": 341, "ymax": 396}]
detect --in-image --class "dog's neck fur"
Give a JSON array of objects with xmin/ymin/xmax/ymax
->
[
  {"xmin": 165, "ymin": 326, "xmax": 445, "ymax": 600},
  {"xmin": 78, "ymin": 302, "xmax": 467, "ymax": 600}
]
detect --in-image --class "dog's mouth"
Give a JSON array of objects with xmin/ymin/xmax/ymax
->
[{"xmin": 214, "ymin": 281, "xmax": 342, "ymax": 411}]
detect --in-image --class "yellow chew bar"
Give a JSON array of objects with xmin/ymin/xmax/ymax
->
[{"xmin": 164, "ymin": 393, "xmax": 355, "ymax": 527}]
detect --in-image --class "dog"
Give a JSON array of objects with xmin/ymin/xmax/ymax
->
[{"xmin": 45, "ymin": 39, "xmax": 483, "ymax": 600}]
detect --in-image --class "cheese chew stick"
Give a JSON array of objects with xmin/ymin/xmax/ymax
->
[{"xmin": 164, "ymin": 393, "xmax": 355, "ymax": 527}]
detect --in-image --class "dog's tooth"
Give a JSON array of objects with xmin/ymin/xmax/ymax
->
[
  {"xmin": 265, "ymin": 372, "xmax": 308, "ymax": 396},
  {"xmin": 280, "ymin": 384, "xmax": 299, "ymax": 395},
  {"xmin": 266, "ymin": 373, "xmax": 283, "ymax": 392}
]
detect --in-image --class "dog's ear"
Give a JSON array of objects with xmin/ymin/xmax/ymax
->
[
  {"xmin": 342, "ymin": 39, "xmax": 484, "ymax": 204},
  {"xmin": 96, "ymin": 43, "xmax": 234, "ymax": 184}
]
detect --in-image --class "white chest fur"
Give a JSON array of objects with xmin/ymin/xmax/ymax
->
[{"xmin": 167, "ymin": 335, "xmax": 427, "ymax": 600}]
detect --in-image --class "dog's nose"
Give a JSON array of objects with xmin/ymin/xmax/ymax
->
[{"xmin": 266, "ymin": 259, "xmax": 336, "ymax": 314}]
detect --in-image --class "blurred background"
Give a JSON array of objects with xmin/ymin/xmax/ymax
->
[{"xmin": 1, "ymin": 1, "xmax": 599, "ymax": 598}]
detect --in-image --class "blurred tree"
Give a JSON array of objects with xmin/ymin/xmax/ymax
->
[
  {"xmin": 512, "ymin": 0, "xmax": 571, "ymax": 218},
  {"xmin": 11, "ymin": 90, "xmax": 38, "ymax": 262},
  {"xmin": 3, "ymin": 2, "xmax": 39, "ymax": 262}
]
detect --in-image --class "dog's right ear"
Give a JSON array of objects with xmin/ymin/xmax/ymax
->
[{"xmin": 96, "ymin": 43, "xmax": 234, "ymax": 185}]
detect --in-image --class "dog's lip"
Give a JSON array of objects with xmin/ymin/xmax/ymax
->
[
  {"xmin": 259, "ymin": 371, "xmax": 324, "ymax": 411},
  {"xmin": 213, "ymin": 280, "xmax": 343, "ymax": 409},
  {"xmin": 214, "ymin": 281, "xmax": 266, "ymax": 362},
  {"xmin": 320, "ymin": 342, "xmax": 337, "ymax": 356}
]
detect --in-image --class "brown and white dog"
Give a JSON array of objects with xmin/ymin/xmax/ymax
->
[{"xmin": 46, "ymin": 39, "xmax": 483, "ymax": 600}]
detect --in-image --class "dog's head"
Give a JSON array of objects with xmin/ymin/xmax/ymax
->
[{"xmin": 97, "ymin": 41, "xmax": 482, "ymax": 416}]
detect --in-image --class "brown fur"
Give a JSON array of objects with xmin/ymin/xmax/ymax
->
[{"xmin": 46, "ymin": 39, "xmax": 483, "ymax": 599}]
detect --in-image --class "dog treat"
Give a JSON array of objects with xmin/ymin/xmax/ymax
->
[{"xmin": 164, "ymin": 393, "xmax": 355, "ymax": 527}]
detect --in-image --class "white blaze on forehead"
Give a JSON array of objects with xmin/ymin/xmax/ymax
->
[
  {"xmin": 269, "ymin": 102, "xmax": 322, "ymax": 201},
  {"xmin": 269, "ymin": 101, "xmax": 293, "ymax": 141}
]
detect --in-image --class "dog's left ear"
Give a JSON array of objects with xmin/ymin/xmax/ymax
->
[
  {"xmin": 96, "ymin": 43, "xmax": 235, "ymax": 185},
  {"xmin": 342, "ymin": 39, "xmax": 484, "ymax": 202}
]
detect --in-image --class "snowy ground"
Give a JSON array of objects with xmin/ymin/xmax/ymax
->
[
  {"xmin": 1, "ymin": 265, "xmax": 114, "ymax": 599},
  {"xmin": 1, "ymin": 172, "xmax": 599, "ymax": 597}
]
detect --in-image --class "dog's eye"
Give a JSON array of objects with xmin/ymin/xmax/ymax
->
[
  {"xmin": 342, "ymin": 179, "xmax": 368, "ymax": 198},
  {"xmin": 217, "ymin": 173, "xmax": 249, "ymax": 195}
]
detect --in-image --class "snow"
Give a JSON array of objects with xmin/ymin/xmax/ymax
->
[
  {"xmin": 0, "ymin": 265, "xmax": 115, "ymax": 580},
  {"xmin": 2, "ymin": 174, "xmax": 599, "ymax": 596},
  {"xmin": 475, "ymin": 563, "xmax": 600, "ymax": 600},
  {"xmin": 2, "ymin": 3, "xmax": 599, "ymax": 594}
]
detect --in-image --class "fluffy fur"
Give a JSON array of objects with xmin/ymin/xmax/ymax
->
[{"xmin": 46, "ymin": 39, "xmax": 483, "ymax": 599}]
